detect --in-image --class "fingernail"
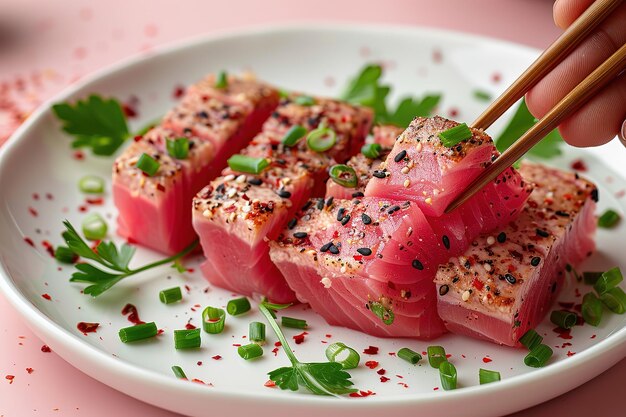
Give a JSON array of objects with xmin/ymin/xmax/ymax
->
[{"xmin": 621, "ymin": 119, "xmax": 626, "ymax": 145}]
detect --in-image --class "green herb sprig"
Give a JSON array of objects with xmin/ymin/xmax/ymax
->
[
  {"xmin": 62, "ymin": 220, "xmax": 197, "ymax": 297},
  {"xmin": 258, "ymin": 300, "xmax": 357, "ymax": 396}
]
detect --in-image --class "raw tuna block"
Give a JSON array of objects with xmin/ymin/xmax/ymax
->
[
  {"xmin": 193, "ymin": 95, "xmax": 373, "ymax": 303},
  {"xmin": 113, "ymin": 74, "xmax": 279, "ymax": 254},
  {"xmin": 434, "ymin": 162, "xmax": 597, "ymax": 346}
]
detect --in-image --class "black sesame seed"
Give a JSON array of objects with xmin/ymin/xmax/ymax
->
[
  {"xmin": 197, "ymin": 111, "xmax": 209, "ymax": 119},
  {"xmin": 320, "ymin": 242, "xmax": 332, "ymax": 252},
  {"xmin": 293, "ymin": 232, "xmax": 308, "ymax": 239},
  {"xmin": 504, "ymin": 273, "xmax": 517, "ymax": 284},
  {"xmin": 439, "ymin": 285, "xmax": 449, "ymax": 296},
  {"xmin": 442, "ymin": 235, "xmax": 450, "ymax": 250},
  {"xmin": 329, "ymin": 245, "xmax": 340, "ymax": 255},
  {"xmin": 247, "ymin": 177, "xmax": 262, "ymax": 186},
  {"xmin": 388, "ymin": 205, "xmax": 401, "ymax": 214},
  {"xmin": 356, "ymin": 248, "xmax": 372, "ymax": 256},
  {"xmin": 452, "ymin": 277, "xmax": 459, "ymax": 283},
  {"xmin": 536, "ymin": 228, "xmax": 550, "ymax": 238},
  {"xmin": 591, "ymin": 188, "xmax": 599, "ymax": 202},
  {"xmin": 394, "ymin": 150, "xmax": 407, "ymax": 162},
  {"xmin": 531, "ymin": 257, "xmax": 541, "ymax": 266},
  {"xmin": 497, "ymin": 232, "xmax": 507, "ymax": 243},
  {"xmin": 340, "ymin": 215, "xmax": 351, "ymax": 226},
  {"xmin": 302, "ymin": 200, "xmax": 313, "ymax": 211},
  {"xmin": 288, "ymin": 218, "xmax": 297, "ymax": 229},
  {"xmin": 362, "ymin": 214, "xmax": 372, "ymax": 225},
  {"xmin": 412, "ymin": 259, "xmax": 424, "ymax": 270},
  {"xmin": 352, "ymin": 192, "xmax": 365, "ymax": 198},
  {"xmin": 336, "ymin": 208, "xmax": 346, "ymax": 221},
  {"xmin": 555, "ymin": 210, "xmax": 570, "ymax": 217},
  {"xmin": 326, "ymin": 196, "xmax": 334, "ymax": 207},
  {"xmin": 373, "ymin": 170, "xmax": 386, "ymax": 179},
  {"xmin": 316, "ymin": 199, "xmax": 325, "ymax": 210}
]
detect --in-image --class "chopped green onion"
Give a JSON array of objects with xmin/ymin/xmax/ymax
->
[
  {"xmin": 81, "ymin": 213, "xmax": 108, "ymax": 241},
  {"xmin": 215, "ymin": 71, "xmax": 228, "ymax": 88},
  {"xmin": 367, "ymin": 300, "xmax": 394, "ymax": 325},
  {"xmin": 598, "ymin": 209, "xmax": 620, "ymax": 228},
  {"xmin": 550, "ymin": 310, "xmax": 577, "ymax": 329},
  {"xmin": 136, "ymin": 153, "xmax": 160, "ymax": 176},
  {"xmin": 171, "ymin": 259, "xmax": 186, "ymax": 273},
  {"xmin": 524, "ymin": 344, "xmax": 552, "ymax": 368},
  {"xmin": 54, "ymin": 246, "xmax": 76, "ymax": 264},
  {"xmin": 227, "ymin": 154, "xmax": 269, "ymax": 174},
  {"xmin": 600, "ymin": 287, "xmax": 626, "ymax": 314},
  {"xmin": 278, "ymin": 89, "xmax": 289, "ymax": 98},
  {"xmin": 227, "ymin": 297, "xmax": 251, "ymax": 316},
  {"xmin": 329, "ymin": 164, "xmax": 358, "ymax": 188},
  {"xmin": 159, "ymin": 287, "xmax": 182, "ymax": 304},
  {"xmin": 171, "ymin": 365, "xmax": 187, "ymax": 379},
  {"xmin": 166, "ymin": 137, "xmax": 189, "ymax": 159},
  {"xmin": 518, "ymin": 329, "xmax": 543, "ymax": 350},
  {"xmin": 361, "ymin": 143, "xmax": 382, "ymax": 159},
  {"xmin": 397, "ymin": 347, "xmax": 421, "ymax": 364},
  {"xmin": 78, "ymin": 175, "xmax": 104, "ymax": 194},
  {"xmin": 438, "ymin": 123, "xmax": 472, "ymax": 147},
  {"xmin": 325, "ymin": 342, "xmax": 360, "ymax": 369},
  {"xmin": 281, "ymin": 316, "xmax": 307, "ymax": 329},
  {"xmin": 238, "ymin": 343, "xmax": 263, "ymax": 360},
  {"xmin": 582, "ymin": 292, "xmax": 604, "ymax": 326},
  {"xmin": 202, "ymin": 306, "xmax": 226, "ymax": 334},
  {"xmin": 281, "ymin": 125, "xmax": 307, "ymax": 147},
  {"xmin": 439, "ymin": 361, "xmax": 457, "ymax": 390},
  {"xmin": 306, "ymin": 127, "xmax": 337, "ymax": 152},
  {"xmin": 594, "ymin": 267, "xmax": 623, "ymax": 295},
  {"xmin": 427, "ymin": 345, "xmax": 447, "ymax": 368},
  {"xmin": 294, "ymin": 95, "xmax": 315, "ymax": 106},
  {"xmin": 249, "ymin": 321, "xmax": 266, "ymax": 344},
  {"xmin": 473, "ymin": 90, "xmax": 492, "ymax": 102},
  {"xmin": 118, "ymin": 322, "xmax": 158, "ymax": 343},
  {"xmin": 479, "ymin": 368, "xmax": 501, "ymax": 384},
  {"xmin": 174, "ymin": 328, "xmax": 201, "ymax": 349},
  {"xmin": 583, "ymin": 271, "xmax": 604, "ymax": 286}
]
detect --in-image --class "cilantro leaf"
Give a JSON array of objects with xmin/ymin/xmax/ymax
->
[
  {"xmin": 52, "ymin": 95, "xmax": 130, "ymax": 156},
  {"xmin": 61, "ymin": 220, "xmax": 198, "ymax": 297},
  {"xmin": 259, "ymin": 302, "xmax": 358, "ymax": 396},
  {"xmin": 495, "ymin": 98, "xmax": 564, "ymax": 159},
  {"xmin": 340, "ymin": 64, "xmax": 441, "ymax": 128}
]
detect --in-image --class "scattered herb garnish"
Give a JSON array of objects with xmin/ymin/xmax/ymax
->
[
  {"xmin": 52, "ymin": 95, "xmax": 131, "ymax": 156},
  {"xmin": 361, "ymin": 143, "xmax": 382, "ymax": 159},
  {"xmin": 62, "ymin": 220, "xmax": 197, "ymax": 297},
  {"xmin": 582, "ymin": 292, "xmax": 603, "ymax": 326},
  {"xmin": 238, "ymin": 343, "xmax": 264, "ymax": 360},
  {"xmin": 159, "ymin": 287, "xmax": 183, "ymax": 304},
  {"xmin": 78, "ymin": 175, "xmax": 105, "ymax": 194},
  {"xmin": 166, "ymin": 137, "xmax": 190, "ymax": 159},
  {"xmin": 171, "ymin": 365, "xmax": 187, "ymax": 380},
  {"xmin": 495, "ymin": 98, "xmax": 564, "ymax": 159},
  {"xmin": 215, "ymin": 71, "xmax": 228, "ymax": 89},
  {"xmin": 340, "ymin": 64, "xmax": 440, "ymax": 127},
  {"xmin": 598, "ymin": 209, "xmax": 621, "ymax": 229},
  {"xmin": 367, "ymin": 300, "xmax": 394, "ymax": 325},
  {"xmin": 81, "ymin": 213, "xmax": 108, "ymax": 241},
  {"xmin": 329, "ymin": 164, "xmax": 358, "ymax": 188},
  {"xmin": 258, "ymin": 300, "xmax": 358, "ymax": 396},
  {"xmin": 397, "ymin": 347, "xmax": 421, "ymax": 364},
  {"xmin": 136, "ymin": 153, "xmax": 160, "ymax": 176},
  {"xmin": 479, "ymin": 368, "xmax": 501, "ymax": 384},
  {"xmin": 473, "ymin": 90, "xmax": 492, "ymax": 102},
  {"xmin": 227, "ymin": 154, "xmax": 269, "ymax": 174},
  {"xmin": 438, "ymin": 123, "xmax": 472, "ymax": 147},
  {"xmin": 118, "ymin": 322, "xmax": 158, "ymax": 343}
]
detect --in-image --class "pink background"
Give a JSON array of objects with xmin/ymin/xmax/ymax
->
[{"xmin": 0, "ymin": 0, "xmax": 623, "ymax": 415}]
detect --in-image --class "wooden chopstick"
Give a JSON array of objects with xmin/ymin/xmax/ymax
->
[
  {"xmin": 446, "ymin": 43, "xmax": 626, "ymax": 214},
  {"xmin": 472, "ymin": 0, "xmax": 623, "ymax": 131}
]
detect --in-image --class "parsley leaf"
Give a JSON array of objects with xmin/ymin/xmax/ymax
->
[
  {"xmin": 259, "ymin": 301, "xmax": 358, "ymax": 396},
  {"xmin": 52, "ymin": 95, "xmax": 130, "ymax": 156},
  {"xmin": 62, "ymin": 220, "xmax": 197, "ymax": 297},
  {"xmin": 340, "ymin": 64, "xmax": 441, "ymax": 128},
  {"xmin": 495, "ymin": 98, "xmax": 564, "ymax": 159}
]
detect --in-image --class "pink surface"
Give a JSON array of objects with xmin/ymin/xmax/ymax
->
[{"xmin": 0, "ymin": 0, "xmax": 622, "ymax": 415}]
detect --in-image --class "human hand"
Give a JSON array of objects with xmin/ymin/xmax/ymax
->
[{"xmin": 525, "ymin": 0, "xmax": 626, "ymax": 147}]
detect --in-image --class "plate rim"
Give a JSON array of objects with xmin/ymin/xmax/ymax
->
[{"xmin": 0, "ymin": 21, "xmax": 624, "ymax": 413}]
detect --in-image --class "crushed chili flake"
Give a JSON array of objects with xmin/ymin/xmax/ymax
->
[
  {"xmin": 45, "ymin": 193, "xmax": 53, "ymax": 200},
  {"xmin": 482, "ymin": 356, "xmax": 492, "ymax": 363},
  {"xmin": 41, "ymin": 345, "xmax": 51, "ymax": 352},
  {"xmin": 212, "ymin": 355, "xmax": 222, "ymax": 360},
  {"xmin": 398, "ymin": 382, "xmax": 409, "ymax": 388},
  {"xmin": 28, "ymin": 206, "xmax": 38, "ymax": 217},
  {"xmin": 26, "ymin": 368, "xmax": 34, "ymax": 374},
  {"xmin": 73, "ymin": 150, "xmax": 85, "ymax": 160},
  {"xmin": 24, "ymin": 237, "xmax": 35, "ymax": 247},
  {"xmin": 293, "ymin": 332, "xmax": 307, "ymax": 344},
  {"xmin": 433, "ymin": 387, "xmax": 439, "ymax": 391},
  {"xmin": 77, "ymin": 322, "xmax": 99, "ymax": 334},
  {"xmin": 32, "ymin": 193, "xmax": 40, "ymax": 200},
  {"xmin": 380, "ymin": 376, "xmax": 390, "ymax": 383},
  {"xmin": 85, "ymin": 197, "xmax": 104, "ymax": 205},
  {"xmin": 566, "ymin": 351, "xmax": 576, "ymax": 357},
  {"xmin": 364, "ymin": 361, "xmax": 379, "ymax": 369},
  {"xmin": 445, "ymin": 354, "xmax": 452, "ymax": 359},
  {"xmin": 173, "ymin": 85, "xmax": 185, "ymax": 99},
  {"xmin": 491, "ymin": 72, "xmax": 502, "ymax": 83},
  {"xmin": 570, "ymin": 159, "xmax": 587, "ymax": 172},
  {"xmin": 232, "ymin": 343, "xmax": 241, "ymax": 347},
  {"xmin": 121, "ymin": 303, "xmax": 145, "ymax": 325},
  {"xmin": 41, "ymin": 293, "xmax": 52, "ymax": 301},
  {"xmin": 591, "ymin": 334, "xmax": 596, "ymax": 339},
  {"xmin": 325, "ymin": 334, "xmax": 332, "ymax": 338},
  {"xmin": 185, "ymin": 323, "xmax": 196, "ymax": 330},
  {"xmin": 553, "ymin": 327, "xmax": 573, "ymax": 340},
  {"xmin": 5, "ymin": 375, "xmax": 15, "ymax": 384},
  {"xmin": 387, "ymin": 352, "xmax": 396, "ymax": 356},
  {"xmin": 363, "ymin": 346, "xmax": 379, "ymax": 355},
  {"xmin": 184, "ymin": 285, "xmax": 191, "ymax": 293},
  {"xmin": 264, "ymin": 380, "xmax": 276, "ymax": 388},
  {"xmin": 157, "ymin": 329, "xmax": 164, "ymax": 335},
  {"xmin": 349, "ymin": 390, "xmax": 376, "ymax": 398},
  {"xmin": 274, "ymin": 341, "xmax": 282, "ymax": 347},
  {"xmin": 272, "ymin": 347, "xmax": 279, "ymax": 356},
  {"xmin": 376, "ymin": 369, "xmax": 386, "ymax": 375},
  {"xmin": 472, "ymin": 278, "xmax": 484, "ymax": 291}
]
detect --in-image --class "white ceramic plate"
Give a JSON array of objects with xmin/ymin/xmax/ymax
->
[{"xmin": 0, "ymin": 24, "xmax": 625, "ymax": 417}]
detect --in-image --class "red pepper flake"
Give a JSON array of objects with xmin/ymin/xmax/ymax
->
[
  {"xmin": 156, "ymin": 183, "xmax": 166, "ymax": 192},
  {"xmin": 184, "ymin": 285, "xmax": 191, "ymax": 293},
  {"xmin": 77, "ymin": 322, "xmax": 99, "ymax": 334},
  {"xmin": 433, "ymin": 387, "xmax": 439, "ymax": 391},
  {"xmin": 445, "ymin": 354, "xmax": 452, "ymax": 359},
  {"xmin": 472, "ymin": 278, "xmax": 484, "ymax": 291},
  {"xmin": 85, "ymin": 197, "xmax": 104, "ymax": 205},
  {"xmin": 491, "ymin": 72, "xmax": 502, "ymax": 83},
  {"xmin": 78, "ymin": 205, "xmax": 88, "ymax": 213},
  {"xmin": 5, "ymin": 375, "xmax": 15, "ymax": 384},
  {"xmin": 272, "ymin": 347, "xmax": 280, "ymax": 356},
  {"xmin": 398, "ymin": 382, "xmax": 409, "ymax": 388},
  {"xmin": 26, "ymin": 368, "xmax": 34, "ymax": 374},
  {"xmin": 41, "ymin": 240, "xmax": 55, "ymax": 257},
  {"xmin": 293, "ymin": 332, "xmax": 307, "ymax": 344},
  {"xmin": 376, "ymin": 368, "xmax": 386, "ymax": 375},
  {"xmin": 212, "ymin": 355, "xmax": 222, "ymax": 360},
  {"xmin": 379, "ymin": 376, "xmax": 390, "ymax": 383},
  {"xmin": 41, "ymin": 345, "xmax": 51, "ymax": 352},
  {"xmin": 448, "ymin": 107, "xmax": 459, "ymax": 118},
  {"xmin": 616, "ymin": 189, "xmax": 626, "ymax": 199},
  {"xmin": 196, "ymin": 361, "xmax": 203, "ymax": 366},
  {"xmin": 41, "ymin": 293, "xmax": 52, "ymax": 301},
  {"xmin": 28, "ymin": 206, "xmax": 38, "ymax": 217},
  {"xmin": 553, "ymin": 327, "xmax": 573, "ymax": 340},
  {"xmin": 73, "ymin": 150, "xmax": 85, "ymax": 160},
  {"xmin": 591, "ymin": 334, "xmax": 596, "ymax": 339},
  {"xmin": 353, "ymin": 255, "xmax": 363, "ymax": 261},
  {"xmin": 232, "ymin": 343, "xmax": 241, "ymax": 347},
  {"xmin": 187, "ymin": 268, "xmax": 195, "ymax": 273},
  {"xmin": 566, "ymin": 350, "xmax": 576, "ymax": 357},
  {"xmin": 185, "ymin": 323, "xmax": 196, "ymax": 330},
  {"xmin": 432, "ymin": 49, "xmax": 443, "ymax": 63},
  {"xmin": 24, "ymin": 237, "xmax": 35, "ymax": 247},
  {"xmin": 387, "ymin": 352, "xmax": 396, "ymax": 356},
  {"xmin": 349, "ymin": 390, "xmax": 376, "ymax": 398},
  {"xmin": 264, "ymin": 380, "xmax": 276, "ymax": 388},
  {"xmin": 422, "ymin": 351, "xmax": 427, "ymax": 356},
  {"xmin": 364, "ymin": 360, "xmax": 379, "ymax": 369},
  {"xmin": 173, "ymin": 85, "xmax": 185, "ymax": 99},
  {"xmin": 482, "ymin": 356, "xmax": 492, "ymax": 363},
  {"xmin": 121, "ymin": 303, "xmax": 145, "ymax": 325},
  {"xmin": 157, "ymin": 329, "xmax": 164, "ymax": 335},
  {"xmin": 32, "ymin": 193, "xmax": 40, "ymax": 200},
  {"xmin": 363, "ymin": 345, "xmax": 379, "ymax": 355},
  {"xmin": 122, "ymin": 103, "xmax": 138, "ymax": 119},
  {"xmin": 325, "ymin": 334, "xmax": 332, "ymax": 338},
  {"xmin": 274, "ymin": 341, "xmax": 282, "ymax": 347},
  {"xmin": 570, "ymin": 159, "xmax": 587, "ymax": 172},
  {"xmin": 461, "ymin": 354, "xmax": 466, "ymax": 359},
  {"xmin": 45, "ymin": 193, "xmax": 54, "ymax": 200}
]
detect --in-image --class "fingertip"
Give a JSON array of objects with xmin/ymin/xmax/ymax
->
[{"xmin": 553, "ymin": 0, "xmax": 596, "ymax": 29}]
